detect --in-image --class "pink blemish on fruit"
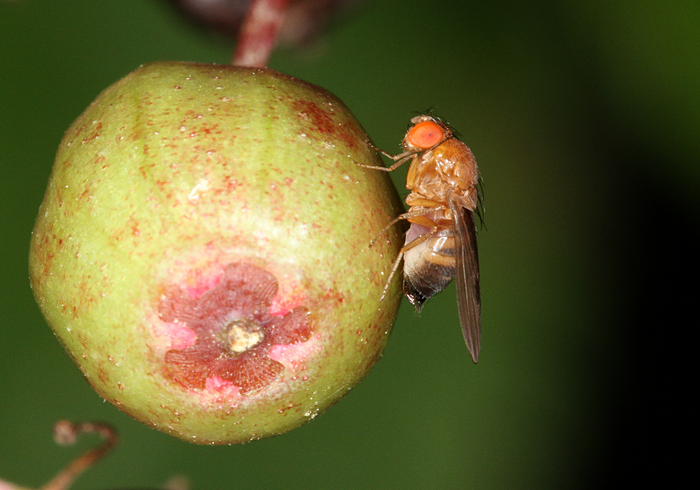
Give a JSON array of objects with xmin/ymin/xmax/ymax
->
[
  {"xmin": 270, "ymin": 289, "xmax": 307, "ymax": 317},
  {"xmin": 167, "ymin": 325, "xmax": 197, "ymax": 350},
  {"xmin": 269, "ymin": 335, "xmax": 318, "ymax": 371},
  {"xmin": 158, "ymin": 263, "xmax": 313, "ymax": 394},
  {"xmin": 204, "ymin": 376, "xmax": 242, "ymax": 397},
  {"xmin": 183, "ymin": 275, "xmax": 221, "ymax": 300},
  {"xmin": 205, "ymin": 375, "xmax": 233, "ymax": 390}
]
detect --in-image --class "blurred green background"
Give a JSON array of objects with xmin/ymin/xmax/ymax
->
[{"xmin": 1, "ymin": 0, "xmax": 697, "ymax": 488}]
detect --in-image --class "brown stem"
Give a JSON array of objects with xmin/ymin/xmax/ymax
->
[
  {"xmin": 232, "ymin": 0, "xmax": 290, "ymax": 67},
  {"xmin": 39, "ymin": 421, "xmax": 119, "ymax": 490}
]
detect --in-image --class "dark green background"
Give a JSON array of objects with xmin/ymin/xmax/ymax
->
[{"xmin": 1, "ymin": 1, "xmax": 697, "ymax": 488}]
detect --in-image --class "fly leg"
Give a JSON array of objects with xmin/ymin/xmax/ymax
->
[
  {"xmin": 355, "ymin": 141, "xmax": 421, "ymax": 172},
  {"xmin": 368, "ymin": 206, "xmax": 445, "ymax": 247}
]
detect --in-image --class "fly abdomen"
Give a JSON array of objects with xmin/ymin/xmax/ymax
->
[{"xmin": 402, "ymin": 228, "xmax": 456, "ymax": 310}]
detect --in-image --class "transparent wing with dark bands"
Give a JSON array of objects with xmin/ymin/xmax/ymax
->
[{"xmin": 448, "ymin": 194, "xmax": 481, "ymax": 363}]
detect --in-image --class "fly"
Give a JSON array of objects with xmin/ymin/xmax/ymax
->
[{"xmin": 361, "ymin": 114, "xmax": 482, "ymax": 363}]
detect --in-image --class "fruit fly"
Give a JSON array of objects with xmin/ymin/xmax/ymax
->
[{"xmin": 362, "ymin": 114, "xmax": 482, "ymax": 363}]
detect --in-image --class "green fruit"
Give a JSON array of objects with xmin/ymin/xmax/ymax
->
[{"xmin": 29, "ymin": 61, "xmax": 403, "ymax": 444}]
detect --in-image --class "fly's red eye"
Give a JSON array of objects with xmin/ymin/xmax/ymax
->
[{"xmin": 406, "ymin": 121, "xmax": 445, "ymax": 149}]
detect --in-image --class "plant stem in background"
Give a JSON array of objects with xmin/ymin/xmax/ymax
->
[
  {"xmin": 233, "ymin": 0, "xmax": 290, "ymax": 66},
  {"xmin": 0, "ymin": 420, "xmax": 187, "ymax": 490},
  {"xmin": 40, "ymin": 421, "xmax": 118, "ymax": 490}
]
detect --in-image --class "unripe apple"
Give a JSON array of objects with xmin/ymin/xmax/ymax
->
[{"xmin": 29, "ymin": 61, "xmax": 403, "ymax": 444}]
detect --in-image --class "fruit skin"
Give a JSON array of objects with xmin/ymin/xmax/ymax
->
[{"xmin": 29, "ymin": 61, "xmax": 403, "ymax": 444}]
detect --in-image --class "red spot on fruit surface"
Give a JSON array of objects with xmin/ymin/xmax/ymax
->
[
  {"xmin": 293, "ymin": 100, "xmax": 334, "ymax": 134},
  {"xmin": 158, "ymin": 263, "xmax": 312, "ymax": 394},
  {"xmin": 291, "ymin": 100, "xmax": 360, "ymax": 151}
]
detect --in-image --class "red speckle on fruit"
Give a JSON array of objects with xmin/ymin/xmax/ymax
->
[
  {"xmin": 158, "ymin": 263, "xmax": 313, "ymax": 394},
  {"xmin": 81, "ymin": 122, "xmax": 102, "ymax": 145},
  {"xmin": 277, "ymin": 401, "xmax": 300, "ymax": 415},
  {"xmin": 293, "ymin": 100, "xmax": 333, "ymax": 133},
  {"xmin": 291, "ymin": 99, "xmax": 360, "ymax": 151}
]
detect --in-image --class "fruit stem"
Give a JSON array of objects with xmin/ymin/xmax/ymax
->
[
  {"xmin": 232, "ymin": 0, "xmax": 290, "ymax": 67},
  {"xmin": 39, "ymin": 421, "xmax": 118, "ymax": 490}
]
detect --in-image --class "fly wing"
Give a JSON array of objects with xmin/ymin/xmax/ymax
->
[{"xmin": 448, "ymin": 194, "xmax": 481, "ymax": 363}]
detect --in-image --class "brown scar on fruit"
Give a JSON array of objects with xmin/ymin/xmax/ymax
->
[{"xmin": 157, "ymin": 263, "xmax": 313, "ymax": 394}]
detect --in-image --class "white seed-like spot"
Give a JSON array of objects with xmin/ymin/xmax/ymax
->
[
  {"xmin": 188, "ymin": 178, "xmax": 210, "ymax": 204},
  {"xmin": 228, "ymin": 324, "xmax": 264, "ymax": 354}
]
